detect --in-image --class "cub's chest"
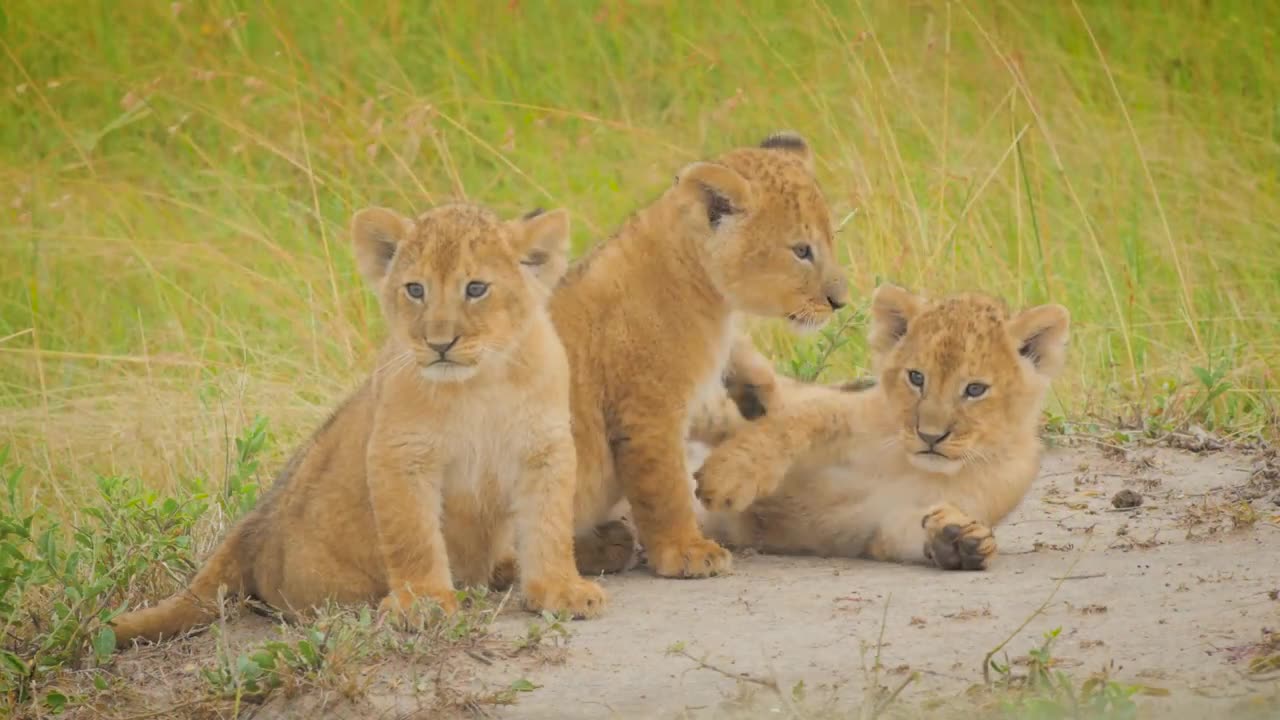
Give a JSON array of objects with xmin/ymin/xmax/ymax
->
[{"xmin": 685, "ymin": 315, "xmax": 737, "ymax": 424}]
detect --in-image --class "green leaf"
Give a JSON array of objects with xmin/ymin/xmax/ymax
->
[
  {"xmin": 509, "ymin": 678, "xmax": 540, "ymax": 693},
  {"xmin": 44, "ymin": 691, "xmax": 68, "ymax": 712},
  {"xmin": 297, "ymin": 639, "xmax": 319, "ymax": 667},
  {"xmin": 2, "ymin": 650, "xmax": 28, "ymax": 675},
  {"xmin": 93, "ymin": 673, "xmax": 109, "ymax": 691},
  {"xmin": 1191, "ymin": 366, "xmax": 1213, "ymax": 388},
  {"xmin": 93, "ymin": 627, "xmax": 117, "ymax": 662},
  {"xmin": 237, "ymin": 654, "xmax": 263, "ymax": 680}
]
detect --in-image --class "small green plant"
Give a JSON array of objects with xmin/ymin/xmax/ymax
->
[
  {"xmin": 513, "ymin": 610, "xmax": 572, "ymax": 653},
  {"xmin": 785, "ymin": 306, "xmax": 865, "ymax": 382},
  {"xmin": 989, "ymin": 627, "xmax": 1140, "ymax": 720},
  {"xmin": 1188, "ymin": 354, "xmax": 1235, "ymax": 430},
  {"xmin": 490, "ymin": 677, "xmax": 541, "ymax": 705},
  {"xmin": 0, "ymin": 447, "xmax": 213, "ymax": 708},
  {"xmin": 380, "ymin": 586, "xmax": 500, "ymax": 658},
  {"xmin": 203, "ymin": 606, "xmax": 376, "ymax": 702},
  {"xmin": 221, "ymin": 416, "xmax": 271, "ymax": 520}
]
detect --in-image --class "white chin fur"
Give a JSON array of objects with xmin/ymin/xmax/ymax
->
[
  {"xmin": 420, "ymin": 363, "xmax": 479, "ymax": 383},
  {"xmin": 908, "ymin": 452, "xmax": 964, "ymax": 476}
]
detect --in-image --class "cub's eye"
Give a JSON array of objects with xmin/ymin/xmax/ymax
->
[
  {"xmin": 964, "ymin": 382, "xmax": 989, "ymax": 399},
  {"xmin": 907, "ymin": 370, "xmax": 925, "ymax": 388},
  {"xmin": 405, "ymin": 282, "xmax": 425, "ymax": 300},
  {"xmin": 792, "ymin": 244, "xmax": 814, "ymax": 261},
  {"xmin": 465, "ymin": 281, "xmax": 490, "ymax": 299}
]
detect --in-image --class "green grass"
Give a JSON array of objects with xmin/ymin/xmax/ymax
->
[{"xmin": 2, "ymin": 1, "xmax": 1278, "ymax": 498}]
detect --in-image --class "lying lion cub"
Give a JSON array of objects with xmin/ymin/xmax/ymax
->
[
  {"xmin": 696, "ymin": 285, "xmax": 1070, "ymax": 570},
  {"xmin": 554, "ymin": 132, "xmax": 850, "ymax": 578},
  {"xmin": 112, "ymin": 203, "xmax": 603, "ymax": 648}
]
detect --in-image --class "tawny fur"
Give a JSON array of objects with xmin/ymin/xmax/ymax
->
[
  {"xmin": 111, "ymin": 204, "xmax": 604, "ymax": 649},
  {"xmin": 695, "ymin": 285, "xmax": 1070, "ymax": 571},
  {"xmin": 555, "ymin": 132, "xmax": 850, "ymax": 578}
]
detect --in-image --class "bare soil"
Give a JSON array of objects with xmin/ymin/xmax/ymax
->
[{"xmin": 101, "ymin": 445, "xmax": 1280, "ymax": 719}]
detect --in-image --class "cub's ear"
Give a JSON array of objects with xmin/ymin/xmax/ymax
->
[
  {"xmin": 1008, "ymin": 304, "xmax": 1071, "ymax": 378},
  {"xmin": 511, "ymin": 207, "xmax": 571, "ymax": 290},
  {"xmin": 868, "ymin": 283, "xmax": 925, "ymax": 354},
  {"xmin": 352, "ymin": 207, "xmax": 411, "ymax": 286},
  {"xmin": 674, "ymin": 161, "xmax": 754, "ymax": 231},
  {"xmin": 759, "ymin": 130, "xmax": 814, "ymax": 173}
]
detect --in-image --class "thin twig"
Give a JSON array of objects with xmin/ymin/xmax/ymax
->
[
  {"xmin": 982, "ymin": 549, "xmax": 1088, "ymax": 684},
  {"xmin": 870, "ymin": 671, "xmax": 919, "ymax": 720},
  {"xmin": 1050, "ymin": 573, "xmax": 1106, "ymax": 581},
  {"xmin": 674, "ymin": 649, "xmax": 802, "ymax": 718}
]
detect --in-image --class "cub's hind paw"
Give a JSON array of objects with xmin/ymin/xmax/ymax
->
[
  {"xmin": 489, "ymin": 556, "xmax": 518, "ymax": 591},
  {"xmin": 378, "ymin": 585, "xmax": 458, "ymax": 627},
  {"xmin": 575, "ymin": 519, "xmax": 638, "ymax": 575},
  {"xmin": 922, "ymin": 507, "xmax": 996, "ymax": 571}
]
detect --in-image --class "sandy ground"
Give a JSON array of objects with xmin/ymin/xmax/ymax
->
[{"xmin": 106, "ymin": 444, "xmax": 1280, "ymax": 719}]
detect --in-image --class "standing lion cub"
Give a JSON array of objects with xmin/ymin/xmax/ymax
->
[
  {"xmin": 554, "ymin": 132, "xmax": 850, "ymax": 578},
  {"xmin": 696, "ymin": 285, "xmax": 1070, "ymax": 570},
  {"xmin": 112, "ymin": 203, "xmax": 603, "ymax": 648}
]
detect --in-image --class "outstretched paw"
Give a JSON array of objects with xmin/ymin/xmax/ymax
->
[
  {"xmin": 922, "ymin": 507, "xmax": 996, "ymax": 571},
  {"xmin": 694, "ymin": 443, "xmax": 784, "ymax": 512}
]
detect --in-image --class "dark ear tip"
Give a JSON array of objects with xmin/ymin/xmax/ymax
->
[
  {"xmin": 701, "ymin": 184, "xmax": 737, "ymax": 229},
  {"xmin": 521, "ymin": 207, "xmax": 546, "ymax": 220},
  {"xmin": 519, "ymin": 249, "xmax": 550, "ymax": 267},
  {"xmin": 760, "ymin": 130, "xmax": 808, "ymax": 152}
]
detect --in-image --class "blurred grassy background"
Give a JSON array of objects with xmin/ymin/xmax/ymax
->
[{"xmin": 2, "ymin": 0, "xmax": 1277, "ymax": 505}]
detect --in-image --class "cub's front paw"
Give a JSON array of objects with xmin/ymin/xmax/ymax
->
[
  {"xmin": 522, "ymin": 577, "xmax": 607, "ymax": 619},
  {"xmin": 922, "ymin": 507, "xmax": 996, "ymax": 571},
  {"xmin": 693, "ymin": 443, "xmax": 783, "ymax": 512},
  {"xmin": 378, "ymin": 584, "xmax": 458, "ymax": 625},
  {"xmin": 647, "ymin": 535, "xmax": 732, "ymax": 578}
]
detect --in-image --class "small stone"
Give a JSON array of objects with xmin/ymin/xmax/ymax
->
[{"xmin": 1111, "ymin": 489, "xmax": 1144, "ymax": 509}]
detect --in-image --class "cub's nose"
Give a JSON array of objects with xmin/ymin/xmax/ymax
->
[
  {"xmin": 827, "ymin": 294, "xmax": 846, "ymax": 310},
  {"xmin": 427, "ymin": 336, "xmax": 460, "ymax": 355},
  {"xmin": 916, "ymin": 429, "xmax": 951, "ymax": 448}
]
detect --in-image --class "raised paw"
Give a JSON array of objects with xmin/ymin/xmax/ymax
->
[
  {"xmin": 646, "ymin": 535, "xmax": 732, "ymax": 578},
  {"xmin": 377, "ymin": 584, "xmax": 459, "ymax": 625},
  {"xmin": 694, "ymin": 443, "xmax": 783, "ymax": 512},
  {"xmin": 575, "ymin": 519, "xmax": 638, "ymax": 575},
  {"xmin": 522, "ymin": 577, "xmax": 607, "ymax": 619},
  {"xmin": 922, "ymin": 507, "xmax": 996, "ymax": 571}
]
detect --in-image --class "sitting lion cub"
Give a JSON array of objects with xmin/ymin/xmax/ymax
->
[
  {"xmin": 112, "ymin": 203, "xmax": 603, "ymax": 648},
  {"xmin": 695, "ymin": 285, "xmax": 1070, "ymax": 570},
  {"xmin": 554, "ymin": 132, "xmax": 850, "ymax": 578}
]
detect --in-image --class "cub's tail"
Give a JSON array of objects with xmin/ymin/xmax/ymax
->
[{"xmin": 111, "ymin": 525, "xmax": 250, "ymax": 649}]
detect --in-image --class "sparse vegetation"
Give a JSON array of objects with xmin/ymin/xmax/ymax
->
[
  {"xmin": 2, "ymin": 0, "xmax": 1278, "ymax": 717},
  {"xmin": 987, "ymin": 627, "xmax": 1140, "ymax": 720}
]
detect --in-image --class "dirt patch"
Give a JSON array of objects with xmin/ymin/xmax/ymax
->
[{"xmin": 91, "ymin": 447, "xmax": 1280, "ymax": 718}]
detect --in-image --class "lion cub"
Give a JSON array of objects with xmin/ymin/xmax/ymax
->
[
  {"xmin": 554, "ymin": 132, "xmax": 849, "ymax": 578},
  {"xmin": 696, "ymin": 285, "xmax": 1070, "ymax": 570},
  {"xmin": 112, "ymin": 204, "xmax": 603, "ymax": 648}
]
